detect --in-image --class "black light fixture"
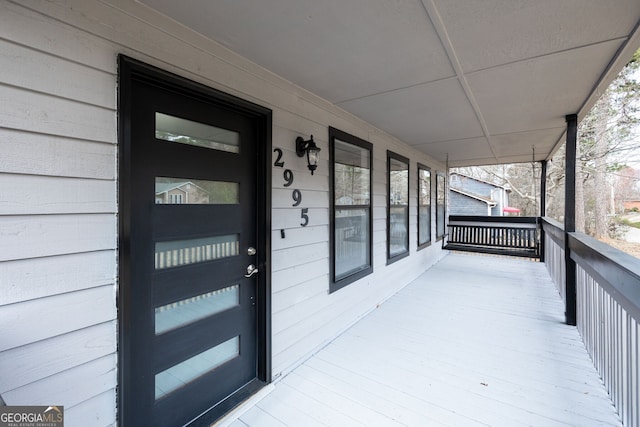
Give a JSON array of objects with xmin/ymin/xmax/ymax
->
[{"xmin": 296, "ymin": 135, "xmax": 321, "ymax": 175}]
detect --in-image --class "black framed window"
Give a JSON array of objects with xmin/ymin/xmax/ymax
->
[
  {"xmin": 387, "ymin": 151, "xmax": 409, "ymax": 263},
  {"xmin": 329, "ymin": 127, "xmax": 373, "ymax": 292},
  {"xmin": 436, "ymin": 173, "xmax": 446, "ymax": 239},
  {"xmin": 418, "ymin": 164, "xmax": 431, "ymax": 249}
]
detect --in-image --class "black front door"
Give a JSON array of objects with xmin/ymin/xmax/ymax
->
[{"xmin": 119, "ymin": 57, "xmax": 271, "ymax": 426}]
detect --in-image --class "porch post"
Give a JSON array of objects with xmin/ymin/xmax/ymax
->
[
  {"xmin": 540, "ymin": 160, "xmax": 547, "ymax": 217},
  {"xmin": 539, "ymin": 160, "xmax": 547, "ymax": 262},
  {"xmin": 565, "ymin": 114, "xmax": 577, "ymax": 326}
]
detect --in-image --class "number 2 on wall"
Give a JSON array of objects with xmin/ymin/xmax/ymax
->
[{"xmin": 273, "ymin": 148, "xmax": 284, "ymax": 167}]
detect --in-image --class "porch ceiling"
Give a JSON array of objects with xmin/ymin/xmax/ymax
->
[{"xmin": 140, "ymin": 0, "xmax": 640, "ymax": 167}]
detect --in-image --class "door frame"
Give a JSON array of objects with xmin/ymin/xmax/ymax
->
[{"xmin": 117, "ymin": 55, "xmax": 272, "ymax": 425}]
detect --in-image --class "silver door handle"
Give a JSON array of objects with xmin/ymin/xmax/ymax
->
[{"xmin": 244, "ymin": 264, "xmax": 259, "ymax": 278}]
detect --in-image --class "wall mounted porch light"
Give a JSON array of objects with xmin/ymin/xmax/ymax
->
[{"xmin": 296, "ymin": 135, "xmax": 321, "ymax": 175}]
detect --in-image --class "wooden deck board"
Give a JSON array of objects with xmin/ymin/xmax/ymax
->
[{"xmin": 237, "ymin": 253, "xmax": 621, "ymax": 426}]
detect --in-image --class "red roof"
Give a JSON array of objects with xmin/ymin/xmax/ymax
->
[{"xmin": 503, "ymin": 207, "xmax": 521, "ymax": 213}]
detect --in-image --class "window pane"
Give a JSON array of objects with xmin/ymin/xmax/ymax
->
[
  {"xmin": 155, "ymin": 235, "xmax": 239, "ymax": 270},
  {"xmin": 389, "ymin": 159, "xmax": 409, "ymax": 205},
  {"xmin": 335, "ymin": 208, "xmax": 369, "ymax": 280},
  {"xmin": 437, "ymin": 204, "xmax": 445, "ymax": 237},
  {"xmin": 419, "ymin": 168, "xmax": 431, "ymax": 245},
  {"xmin": 155, "ymin": 284, "xmax": 239, "ymax": 334},
  {"xmin": 155, "ymin": 177, "xmax": 238, "ymax": 204},
  {"xmin": 335, "ymin": 140, "xmax": 370, "ymax": 205},
  {"xmin": 390, "ymin": 206, "xmax": 409, "ymax": 256},
  {"xmin": 155, "ymin": 336, "xmax": 239, "ymax": 400},
  {"xmin": 437, "ymin": 174, "xmax": 446, "ymax": 237},
  {"xmin": 419, "ymin": 205, "xmax": 431, "ymax": 245},
  {"xmin": 419, "ymin": 169, "xmax": 431, "ymax": 206},
  {"xmin": 155, "ymin": 113, "xmax": 240, "ymax": 153},
  {"xmin": 388, "ymin": 154, "xmax": 409, "ymax": 259}
]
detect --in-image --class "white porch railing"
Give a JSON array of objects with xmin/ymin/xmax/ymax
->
[
  {"xmin": 542, "ymin": 217, "xmax": 566, "ymax": 303},
  {"xmin": 543, "ymin": 218, "xmax": 640, "ymax": 427}
]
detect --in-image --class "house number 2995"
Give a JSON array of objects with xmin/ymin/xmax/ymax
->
[{"xmin": 274, "ymin": 148, "xmax": 309, "ymax": 227}]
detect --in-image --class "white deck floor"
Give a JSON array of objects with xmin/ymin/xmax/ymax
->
[{"xmin": 231, "ymin": 253, "xmax": 621, "ymax": 426}]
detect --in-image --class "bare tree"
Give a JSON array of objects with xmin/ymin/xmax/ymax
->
[
  {"xmin": 451, "ymin": 50, "xmax": 640, "ymax": 240},
  {"xmin": 575, "ymin": 49, "xmax": 639, "ymax": 236}
]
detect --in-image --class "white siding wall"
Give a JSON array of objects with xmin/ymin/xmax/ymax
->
[{"xmin": 0, "ymin": 0, "xmax": 446, "ymax": 425}]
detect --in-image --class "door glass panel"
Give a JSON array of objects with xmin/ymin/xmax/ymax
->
[
  {"xmin": 155, "ymin": 336, "xmax": 239, "ymax": 400},
  {"xmin": 155, "ymin": 284, "xmax": 239, "ymax": 335},
  {"xmin": 155, "ymin": 177, "xmax": 239, "ymax": 204},
  {"xmin": 155, "ymin": 235, "xmax": 239, "ymax": 270},
  {"xmin": 155, "ymin": 112, "xmax": 240, "ymax": 153}
]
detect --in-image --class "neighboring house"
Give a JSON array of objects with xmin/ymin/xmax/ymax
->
[
  {"xmin": 449, "ymin": 173, "xmax": 511, "ymax": 216},
  {"xmin": 449, "ymin": 187, "xmax": 496, "ymax": 216},
  {"xmin": 155, "ymin": 181, "xmax": 210, "ymax": 204},
  {"xmin": 623, "ymin": 200, "xmax": 640, "ymax": 211}
]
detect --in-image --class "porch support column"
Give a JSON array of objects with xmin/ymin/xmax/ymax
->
[
  {"xmin": 539, "ymin": 160, "xmax": 547, "ymax": 262},
  {"xmin": 565, "ymin": 114, "xmax": 577, "ymax": 326},
  {"xmin": 540, "ymin": 160, "xmax": 547, "ymax": 217}
]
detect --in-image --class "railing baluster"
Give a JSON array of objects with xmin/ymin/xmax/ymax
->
[
  {"xmin": 620, "ymin": 314, "xmax": 633, "ymax": 425},
  {"xmin": 611, "ymin": 302, "xmax": 622, "ymax": 407},
  {"xmin": 628, "ymin": 322, "xmax": 640, "ymax": 426}
]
